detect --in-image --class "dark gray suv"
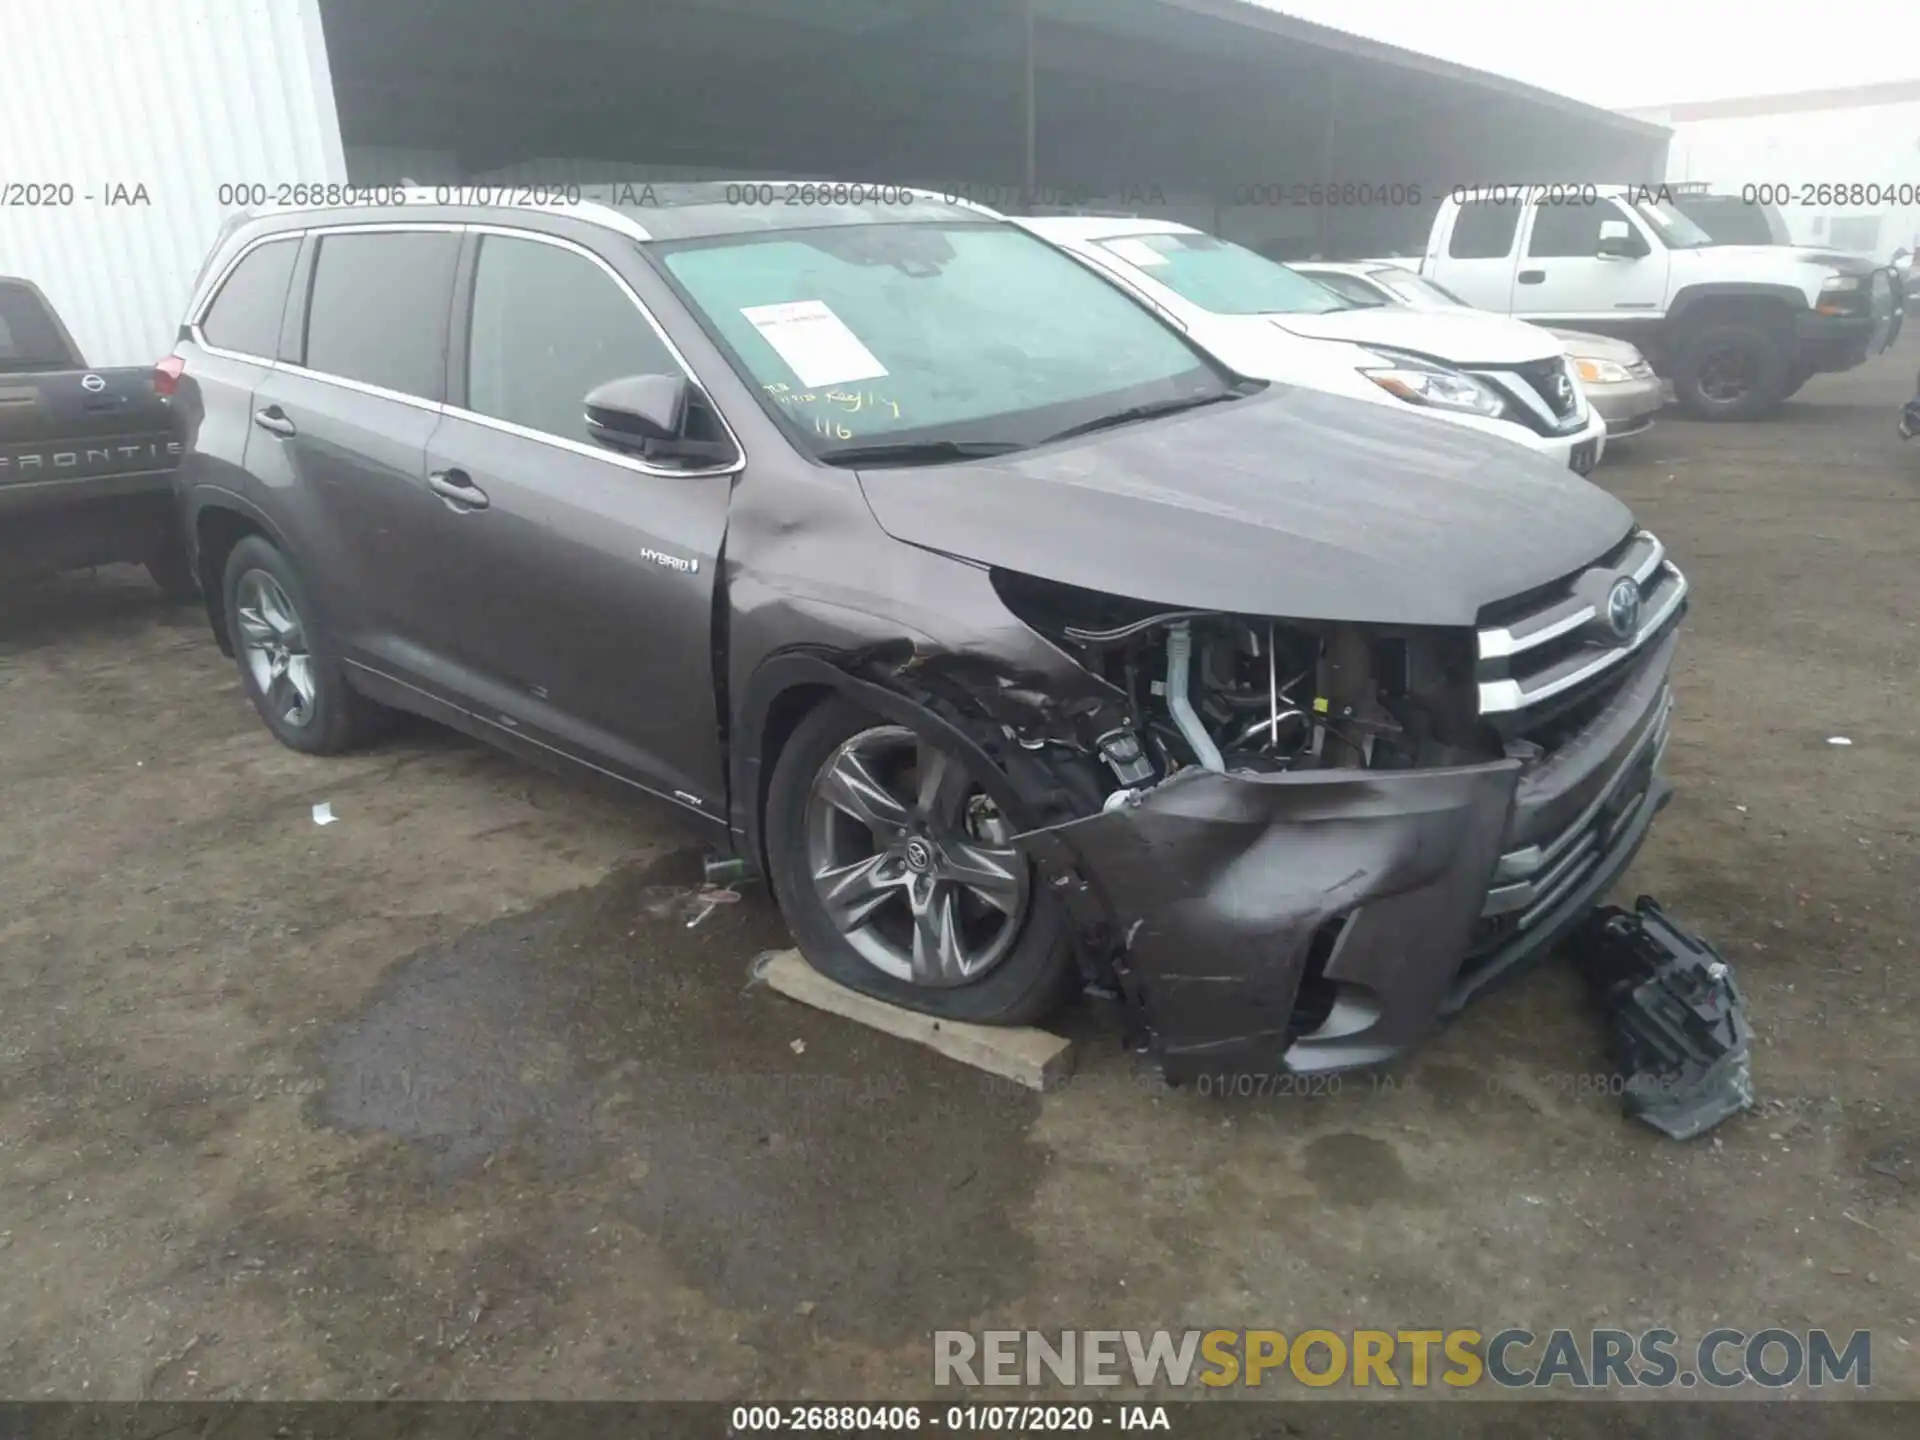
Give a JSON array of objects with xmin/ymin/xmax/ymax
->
[{"xmin": 169, "ymin": 185, "xmax": 1686, "ymax": 1078}]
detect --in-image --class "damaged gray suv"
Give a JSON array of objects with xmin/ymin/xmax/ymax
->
[{"xmin": 168, "ymin": 185, "xmax": 1685, "ymax": 1077}]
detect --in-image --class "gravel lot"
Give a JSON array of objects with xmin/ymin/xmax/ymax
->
[{"xmin": 1, "ymin": 345, "xmax": 1916, "ymax": 1413}]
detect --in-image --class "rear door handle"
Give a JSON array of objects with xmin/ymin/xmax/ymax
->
[
  {"xmin": 253, "ymin": 407, "xmax": 296, "ymax": 436},
  {"xmin": 428, "ymin": 468, "xmax": 489, "ymax": 511},
  {"xmin": 1517, "ymin": 269, "xmax": 1546, "ymax": 285}
]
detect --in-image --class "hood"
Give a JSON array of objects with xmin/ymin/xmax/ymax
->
[
  {"xmin": 1547, "ymin": 328, "xmax": 1649, "ymax": 366},
  {"xmin": 1682, "ymin": 244, "xmax": 1882, "ymax": 276},
  {"xmin": 855, "ymin": 385, "xmax": 1633, "ymax": 628},
  {"xmin": 1267, "ymin": 305, "xmax": 1565, "ymax": 367}
]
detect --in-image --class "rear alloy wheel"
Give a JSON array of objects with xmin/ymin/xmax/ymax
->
[
  {"xmin": 236, "ymin": 568, "xmax": 320, "ymax": 732},
  {"xmin": 1672, "ymin": 323, "xmax": 1790, "ymax": 420},
  {"xmin": 766, "ymin": 700, "xmax": 1074, "ymax": 1025},
  {"xmin": 221, "ymin": 535, "xmax": 382, "ymax": 755}
]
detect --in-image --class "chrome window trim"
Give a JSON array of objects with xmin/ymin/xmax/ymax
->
[
  {"xmin": 452, "ymin": 223, "xmax": 747, "ymax": 479},
  {"xmin": 187, "ymin": 229, "xmax": 309, "ymax": 365},
  {"xmin": 276, "ymin": 361, "xmax": 445, "ymax": 415},
  {"xmin": 1478, "ymin": 563, "xmax": 1688, "ymax": 715}
]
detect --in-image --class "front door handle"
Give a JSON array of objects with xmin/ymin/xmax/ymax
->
[
  {"xmin": 253, "ymin": 407, "xmax": 296, "ymax": 437},
  {"xmin": 428, "ymin": 468, "xmax": 489, "ymax": 511},
  {"xmin": 1517, "ymin": 269, "xmax": 1546, "ymax": 285}
]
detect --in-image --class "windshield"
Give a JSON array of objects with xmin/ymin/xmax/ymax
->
[
  {"xmin": 1633, "ymin": 200, "xmax": 1714, "ymax": 250},
  {"xmin": 657, "ymin": 222, "xmax": 1231, "ymax": 459},
  {"xmin": 1092, "ymin": 232, "xmax": 1351, "ymax": 315},
  {"xmin": 1673, "ymin": 197, "xmax": 1788, "ymax": 246},
  {"xmin": 1301, "ymin": 271, "xmax": 1388, "ymax": 307},
  {"xmin": 1371, "ymin": 268, "xmax": 1472, "ymax": 308}
]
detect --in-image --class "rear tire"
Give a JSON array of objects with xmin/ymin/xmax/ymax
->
[
  {"xmin": 765, "ymin": 697, "xmax": 1076, "ymax": 1026},
  {"xmin": 1672, "ymin": 323, "xmax": 1791, "ymax": 420},
  {"xmin": 221, "ymin": 535, "xmax": 382, "ymax": 755},
  {"xmin": 143, "ymin": 536, "xmax": 200, "ymax": 602}
]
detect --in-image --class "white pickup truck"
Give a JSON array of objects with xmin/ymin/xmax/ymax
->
[{"xmin": 1419, "ymin": 185, "xmax": 1902, "ymax": 419}]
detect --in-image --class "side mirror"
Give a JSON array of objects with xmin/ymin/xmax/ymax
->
[
  {"xmin": 1596, "ymin": 220, "xmax": 1640, "ymax": 259},
  {"xmin": 584, "ymin": 374, "xmax": 733, "ymax": 466}
]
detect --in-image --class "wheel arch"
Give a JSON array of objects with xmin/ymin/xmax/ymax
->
[
  {"xmin": 734, "ymin": 650, "xmax": 1083, "ymax": 884},
  {"xmin": 188, "ymin": 489, "xmax": 291, "ymax": 657},
  {"xmin": 1666, "ymin": 282, "xmax": 1805, "ymax": 339}
]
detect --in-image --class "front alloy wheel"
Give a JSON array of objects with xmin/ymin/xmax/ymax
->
[{"xmin": 805, "ymin": 725, "xmax": 1030, "ymax": 987}]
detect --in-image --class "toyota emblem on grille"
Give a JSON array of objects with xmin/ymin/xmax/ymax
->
[
  {"xmin": 81, "ymin": 373, "xmax": 106, "ymax": 393},
  {"xmin": 1606, "ymin": 578, "xmax": 1641, "ymax": 640},
  {"xmin": 1552, "ymin": 371, "xmax": 1574, "ymax": 409}
]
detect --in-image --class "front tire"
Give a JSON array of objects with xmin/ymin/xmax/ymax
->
[
  {"xmin": 1672, "ymin": 323, "xmax": 1791, "ymax": 420},
  {"xmin": 765, "ymin": 698, "xmax": 1076, "ymax": 1026},
  {"xmin": 221, "ymin": 535, "xmax": 380, "ymax": 755}
]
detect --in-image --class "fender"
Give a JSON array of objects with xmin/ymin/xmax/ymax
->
[
  {"xmin": 183, "ymin": 484, "xmax": 299, "ymax": 655},
  {"xmin": 1666, "ymin": 282, "xmax": 1809, "ymax": 330}
]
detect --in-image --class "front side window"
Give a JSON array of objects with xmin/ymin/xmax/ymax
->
[
  {"xmin": 466, "ymin": 234, "xmax": 687, "ymax": 446},
  {"xmin": 1526, "ymin": 202, "xmax": 1613, "ymax": 258},
  {"xmin": 1093, "ymin": 232, "xmax": 1350, "ymax": 315},
  {"xmin": 303, "ymin": 231, "xmax": 460, "ymax": 400},
  {"xmin": 658, "ymin": 222, "xmax": 1231, "ymax": 458},
  {"xmin": 199, "ymin": 239, "xmax": 300, "ymax": 359}
]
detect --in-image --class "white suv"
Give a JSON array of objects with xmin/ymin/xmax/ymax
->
[{"xmin": 1019, "ymin": 216, "xmax": 1609, "ymax": 475}]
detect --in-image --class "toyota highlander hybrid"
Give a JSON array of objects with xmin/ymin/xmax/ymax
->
[{"xmin": 165, "ymin": 185, "xmax": 1687, "ymax": 1076}]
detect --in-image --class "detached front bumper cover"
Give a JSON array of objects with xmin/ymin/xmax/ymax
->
[
  {"xmin": 1016, "ymin": 761, "xmax": 1523, "ymax": 1078},
  {"xmin": 1567, "ymin": 896, "xmax": 1755, "ymax": 1141}
]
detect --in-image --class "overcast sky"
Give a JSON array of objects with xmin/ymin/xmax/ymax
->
[{"xmin": 1264, "ymin": 1, "xmax": 1917, "ymax": 111}]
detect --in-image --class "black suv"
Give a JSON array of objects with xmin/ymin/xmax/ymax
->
[{"xmin": 168, "ymin": 186, "xmax": 1685, "ymax": 1077}]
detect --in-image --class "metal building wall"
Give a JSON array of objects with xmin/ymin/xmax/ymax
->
[{"xmin": 0, "ymin": 0, "xmax": 346, "ymax": 367}]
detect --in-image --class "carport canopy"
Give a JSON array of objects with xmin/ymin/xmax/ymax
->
[{"xmin": 320, "ymin": 0, "xmax": 1669, "ymax": 255}]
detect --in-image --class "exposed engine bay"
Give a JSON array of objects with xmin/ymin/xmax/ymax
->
[{"xmin": 987, "ymin": 570, "xmax": 1496, "ymax": 796}]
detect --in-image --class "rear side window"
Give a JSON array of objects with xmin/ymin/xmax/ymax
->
[
  {"xmin": 199, "ymin": 239, "xmax": 299, "ymax": 358},
  {"xmin": 0, "ymin": 283, "xmax": 76, "ymax": 370},
  {"xmin": 303, "ymin": 231, "xmax": 459, "ymax": 400},
  {"xmin": 464, "ymin": 234, "xmax": 685, "ymax": 444},
  {"xmin": 1447, "ymin": 203, "xmax": 1520, "ymax": 259}
]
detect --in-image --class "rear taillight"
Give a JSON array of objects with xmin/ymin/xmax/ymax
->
[{"xmin": 153, "ymin": 354, "xmax": 186, "ymax": 397}]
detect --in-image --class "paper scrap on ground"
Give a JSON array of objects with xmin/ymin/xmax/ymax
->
[
  {"xmin": 1104, "ymin": 237, "xmax": 1172, "ymax": 268},
  {"xmin": 741, "ymin": 300, "xmax": 888, "ymax": 388},
  {"xmin": 312, "ymin": 802, "xmax": 337, "ymax": 825},
  {"xmin": 1827, "ymin": 736, "xmax": 1853, "ymax": 747}
]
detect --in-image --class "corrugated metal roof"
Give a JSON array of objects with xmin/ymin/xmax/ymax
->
[{"xmin": 0, "ymin": 0, "xmax": 344, "ymax": 367}]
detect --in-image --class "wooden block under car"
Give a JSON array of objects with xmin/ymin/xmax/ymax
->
[{"xmin": 758, "ymin": 949, "xmax": 1076, "ymax": 1092}]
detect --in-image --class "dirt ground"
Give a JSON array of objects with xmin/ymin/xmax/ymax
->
[{"xmin": 2, "ymin": 344, "xmax": 1916, "ymax": 1415}]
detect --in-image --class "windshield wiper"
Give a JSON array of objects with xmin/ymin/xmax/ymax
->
[
  {"xmin": 818, "ymin": 439, "xmax": 1024, "ymax": 468},
  {"xmin": 1037, "ymin": 390, "xmax": 1244, "ymax": 447}
]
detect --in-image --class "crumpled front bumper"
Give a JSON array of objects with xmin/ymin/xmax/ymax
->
[{"xmin": 1016, "ymin": 642, "xmax": 1677, "ymax": 1078}]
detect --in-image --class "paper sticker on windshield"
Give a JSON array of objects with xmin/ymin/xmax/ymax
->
[
  {"xmin": 740, "ymin": 300, "xmax": 888, "ymax": 388},
  {"xmin": 1104, "ymin": 238, "xmax": 1171, "ymax": 268}
]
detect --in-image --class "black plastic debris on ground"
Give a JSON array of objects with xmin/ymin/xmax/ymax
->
[{"xmin": 1567, "ymin": 896, "xmax": 1755, "ymax": 1140}]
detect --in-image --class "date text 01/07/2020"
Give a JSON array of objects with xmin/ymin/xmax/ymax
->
[{"xmin": 727, "ymin": 1404, "xmax": 1173, "ymax": 1432}]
